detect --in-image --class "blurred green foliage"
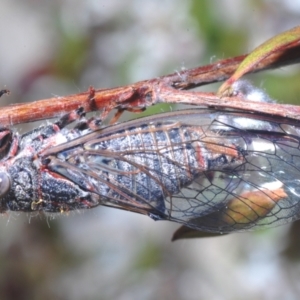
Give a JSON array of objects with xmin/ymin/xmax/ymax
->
[
  {"xmin": 190, "ymin": 0, "xmax": 248, "ymax": 57},
  {"xmin": 190, "ymin": 0, "xmax": 299, "ymax": 104}
]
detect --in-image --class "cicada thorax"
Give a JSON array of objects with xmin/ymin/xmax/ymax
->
[{"xmin": 0, "ymin": 109, "xmax": 103, "ymax": 213}]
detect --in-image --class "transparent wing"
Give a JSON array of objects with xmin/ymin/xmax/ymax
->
[{"xmin": 43, "ymin": 109, "xmax": 300, "ymax": 233}]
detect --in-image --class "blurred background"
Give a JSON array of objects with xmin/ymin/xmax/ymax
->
[{"xmin": 0, "ymin": 1, "xmax": 299, "ymax": 299}]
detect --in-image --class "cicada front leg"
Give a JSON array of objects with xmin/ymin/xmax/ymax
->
[{"xmin": 26, "ymin": 107, "xmax": 87, "ymax": 141}]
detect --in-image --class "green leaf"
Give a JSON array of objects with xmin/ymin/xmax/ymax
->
[{"xmin": 217, "ymin": 26, "xmax": 300, "ymax": 97}]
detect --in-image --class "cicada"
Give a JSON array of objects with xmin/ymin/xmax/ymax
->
[{"xmin": 0, "ymin": 105, "xmax": 299, "ymax": 237}]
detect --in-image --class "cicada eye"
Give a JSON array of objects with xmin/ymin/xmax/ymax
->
[{"xmin": 0, "ymin": 172, "xmax": 11, "ymax": 197}]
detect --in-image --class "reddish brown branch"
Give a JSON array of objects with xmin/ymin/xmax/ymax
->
[
  {"xmin": 0, "ymin": 42, "xmax": 299, "ymax": 126},
  {"xmin": 154, "ymin": 84, "xmax": 300, "ymax": 120}
]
